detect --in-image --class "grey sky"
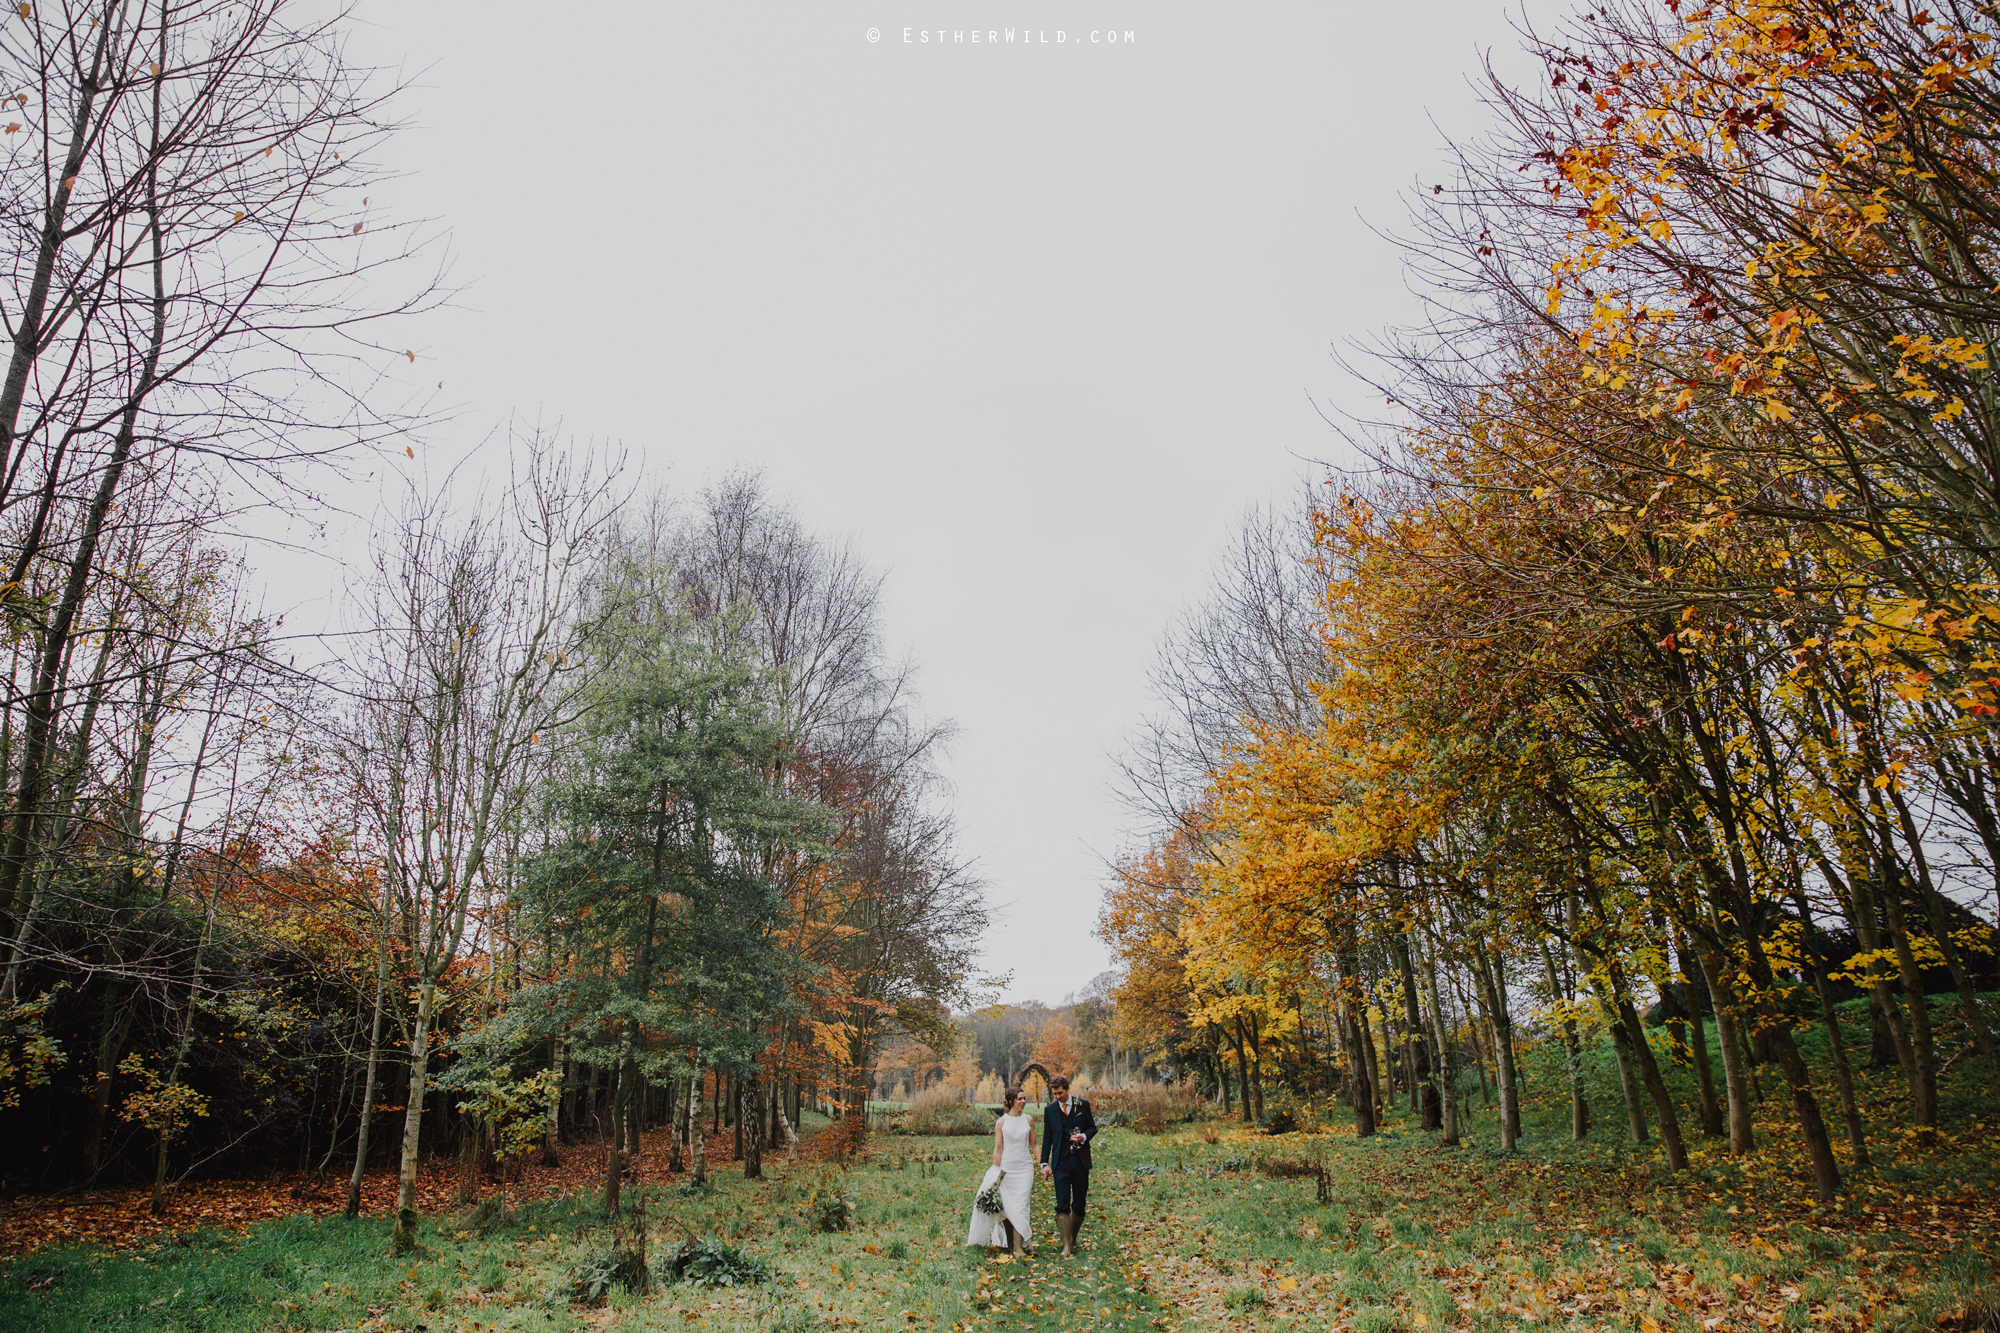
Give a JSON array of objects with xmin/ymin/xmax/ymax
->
[{"xmin": 339, "ymin": 2, "xmax": 1552, "ymax": 1005}]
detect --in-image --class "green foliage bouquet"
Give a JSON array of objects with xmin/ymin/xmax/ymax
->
[{"xmin": 975, "ymin": 1172, "xmax": 1006, "ymax": 1216}]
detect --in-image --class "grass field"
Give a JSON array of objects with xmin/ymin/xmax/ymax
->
[
  {"xmin": 0, "ymin": 1130, "xmax": 1171, "ymax": 1333},
  {"xmin": 5, "ymin": 1013, "xmax": 1999, "ymax": 1333}
]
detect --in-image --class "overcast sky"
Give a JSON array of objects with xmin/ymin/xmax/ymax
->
[{"xmin": 333, "ymin": 1, "xmax": 1555, "ymax": 1006}]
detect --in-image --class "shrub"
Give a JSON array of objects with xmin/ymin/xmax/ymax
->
[
  {"xmin": 453, "ymin": 1196, "xmax": 516, "ymax": 1236},
  {"xmin": 910, "ymin": 1083, "xmax": 970, "ymax": 1115},
  {"xmin": 1090, "ymin": 1084, "xmax": 1174, "ymax": 1134},
  {"xmin": 553, "ymin": 1247, "xmax": 649, "ymax": 1306},
  {"xmin": 656, "ymin": 1237, "xmax": 773, "ymax": 1289},
  {"xmin": 1259, "ymin": 1155, "xmax": 1315, "ymax": 1179},
  {"xmin": 806, "ymin": 1191, "xmax": 852, "ymax": 1233},
  {"xmin": 1264, "ymin": 1107, "xmax": 1300, "ymax": 1135},
  {"xmin": 905, "ymin": 1105, "xmax": 993, "ymax": 1136}
]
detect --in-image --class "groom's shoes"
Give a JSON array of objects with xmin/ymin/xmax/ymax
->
[{"xmin": 1057, "ymin": 1212, "xmax": 1078, "ymax": 1257}]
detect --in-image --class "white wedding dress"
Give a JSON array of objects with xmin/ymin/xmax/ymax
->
[{"xmin": 965, "ymin": 1111, "xmax": 1034, "ymax": 1248}]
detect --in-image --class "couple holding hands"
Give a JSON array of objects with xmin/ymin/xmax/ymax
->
[{"xmin": 965, "ymin": 1069, "xmax": 1096, "ymax": 1259}]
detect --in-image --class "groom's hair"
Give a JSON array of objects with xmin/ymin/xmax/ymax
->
[{"xmin": 1049, "ymin": 1074, "xmax": 1071, "ymax": 1092}]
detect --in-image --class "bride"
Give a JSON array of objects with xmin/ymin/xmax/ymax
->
[{"xmin": 966, "ymin": 1086, "xmax": 1036, "ymax": 1255}]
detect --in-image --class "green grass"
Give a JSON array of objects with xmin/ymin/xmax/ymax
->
[
  {"xmin": 1106, "ymin": 1085, "xmax": 1999, "ymax": 1332},
  {"xmin": 1, "ymin": 1136, "xmax": 1166, "ymax": 1333},
  {"xmin": 10, "ymin": 1005, "xmax": 1997, "ymax": 1333},
  {"xmin": 0, "ymin": 1211, "xmax": 574, "ymax": 1333}
]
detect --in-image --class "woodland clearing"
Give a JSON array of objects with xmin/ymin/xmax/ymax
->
[{"xmin": 3, "ymin": 1062, "xmax": 1996, "ymax": 1333}]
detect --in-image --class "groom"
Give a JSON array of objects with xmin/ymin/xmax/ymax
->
[{"xmin": 1037, "ymin": 1073, "xmax": 1097, "ymax": 1257}]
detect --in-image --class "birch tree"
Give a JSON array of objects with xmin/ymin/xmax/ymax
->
[{"xmin": 346, "ymin": 441, "xmax": 617, "ymax": 1252}]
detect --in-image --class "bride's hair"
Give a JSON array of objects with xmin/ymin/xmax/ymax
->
[{"xmin": 1003, "ymin": 1086, "xmax": 1025, "ymax": 1108}]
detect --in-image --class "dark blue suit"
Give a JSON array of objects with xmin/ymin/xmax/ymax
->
[{"xmin": 1040, "ymin": 1096, "xmax": 1097, "ymax": 1219}]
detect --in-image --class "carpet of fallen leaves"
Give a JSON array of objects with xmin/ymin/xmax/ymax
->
[{"xmin": 0, "ymin": 1123, "xmax": 757, "ymax": 1258}]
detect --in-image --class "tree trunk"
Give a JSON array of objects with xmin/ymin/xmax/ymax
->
[
  {"xmin": 1676, "ymin": 931, "xmax": 1724, "ymax": 1139},
  {"xmin": 1738, "ymin": 1018, "xmax": 1767, "ymax": 1104},
  {"xmin": 393, "ymin": 979, "xmax": 440, "ymax": 1252},
  {"xmin": 1247, "ymin": 1015, "xmax": 1266, "ymax": 1121},
  {"xmin": 1394, "ymin": 936, "xmax": 1442, "ymax": 1131},
  {"xmin": 1577, "ymin": 929, "xmax": 1648, "ymax": 1144},
  {"xmin": 1766, "ymin": 1019, "xmax": 1844, "ymax": 1203},
  {"xmin": 1606, "ymin": 1010, "xmax": 1651, "ymax": 1143},
  {"xmin": 1358, "ymin": 1007, "xmax": 1383, "ymax": 1125},
  {"xmin": 1847, "ymin": 871, "xmax": 1916, "ymax": 1086},
  {"xmin": 1883, "ymin": 785, "xmax": 2000, "ymax": 1105},
  {"xmin": 1346, "ymin": 1007, "xmax": 1376, "ymax": 1138},
  {"xmin": 1418, "ymin": 937, "xmax": 1460, "ymax": 1146},
  {"xmin": 1693, "ymin": 944, "xmax": 1754, "ymax": 1153},
  {"xmin": 742, "ymin": 1075, "xmax": 763, "ymax": 1180},
  {"xmin": 626, "ymin": 1056, "xmax": 643, "ymax": 1157},
  {"xmin": 151, "ymin": 864, "xmax": 225, "ymax": 1216},
  {"xmin": 345, "ymin": 943, "xmax": 390, "ymax": 1217},
  {"xmin": 1873, "ymin": 869, "xmax": 1939, "ymax": 1135},
  {"xmin": 1727, "ymin": 926, "xmax": 1844, "ymax": 1203},
  {"xmin": 83, "ymin": 985, "xmax": 136, "ymax": 1178},
  {"xmin": 1470, "ymin": 938, "xmax": 1518, "ymax": 1152},
  {"xmin": 690, "ymin": 1066, "xmax": 707, "ymax": 1185},
  {"xmin": 1607, "ymin": 963, "xmax": 1688, "ymax": 1170},
  {"xmin": 667, "ymin": 1078, "xmax": 684, "ymax": 1173},
  {"xmin": 456, "ymin": 1108, "xmax": 483, "ymax": 1207},
  {"xmin": 542, "ymin": 1038, "xmax": 564, "ymax": 1168},
  {"xmin": 1538, "ymin": 939, "xmax": 1588, "ymax": 1140},
  {"xmin": 1789, "ymin": 888, "xmax": 1870, "ymax": 1168},
  {"xmin": 1230, "ymin": 1021, "xmax": 1253, "ymax": 1124},
  {"xmin": 1379, "ymin": 1004, "xmax": 1401, "ymax": 1112},
  {"xmin": 603, "ymin": 1027, "xmax": 632, "ymax": 1215},
  {"xmin": 1468, "ymin": 1022, "xmax": 1492, "ymax": 1106},
  {"xmin": 0, "ymin": 187, "xmax": 163, "ymax": 923}
]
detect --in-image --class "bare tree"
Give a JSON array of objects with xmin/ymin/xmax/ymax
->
[
  {"xmin": 342, "ymin": 437, "xmax": 619, "ymax": 1252},
  {"xmin": 1117, "ymin": 484, "xmax": 1329, "ymax": 838},
  {"xmin": 0, "ymin": 0, "xmax": 441, "ymax": 931}
]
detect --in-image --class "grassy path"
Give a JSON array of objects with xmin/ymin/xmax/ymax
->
[{"xmin": 957, "ymin": 1163, "xmax": 1166, "ymax": 1333}]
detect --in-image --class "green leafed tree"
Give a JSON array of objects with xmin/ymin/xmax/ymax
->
[{"xmin": 516, "ymin": 599, "xmax": 826, "ymax": 1219}]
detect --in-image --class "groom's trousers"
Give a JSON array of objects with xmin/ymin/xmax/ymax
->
[{"xmin": 1052, "ymin": 1162, "xmax": 1090, "ymax": 1221}]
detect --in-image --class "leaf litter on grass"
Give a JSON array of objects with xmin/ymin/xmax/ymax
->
[
  {"xmin": 1109, "ymin": 1113, "xmax": 1999, "ymax": 1332},
  {"xmin": 7, "ymin": 1114, "xmax": 1997, "ymax": 1332}
]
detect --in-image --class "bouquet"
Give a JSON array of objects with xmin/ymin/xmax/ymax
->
[{"xmin": 975, "ymin": 1172, "xmax": 1006, "ymax": 1216}]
